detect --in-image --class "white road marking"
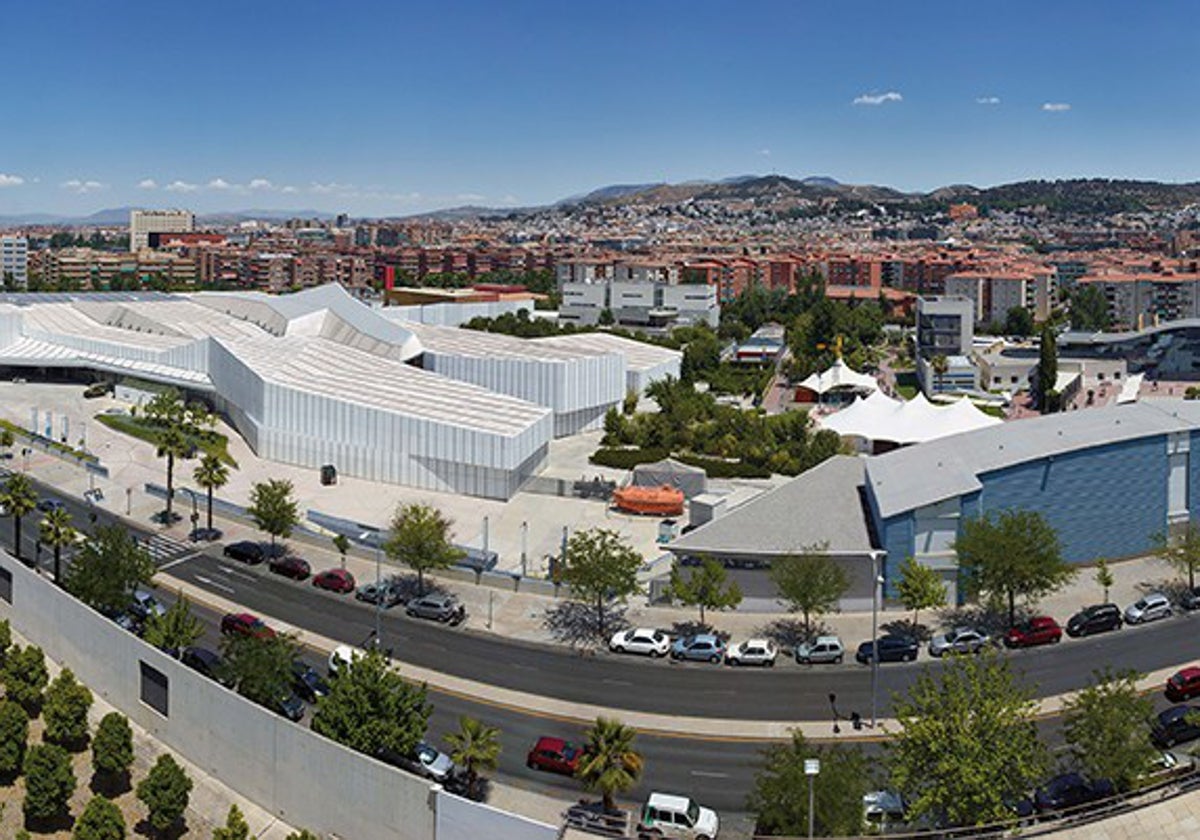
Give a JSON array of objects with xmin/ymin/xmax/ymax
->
[
  {"xmin": 690, "ymin": 770, "xmax": 730, "ymax": 778},
  {"xmin": 194, "ymin": 574, "xmax": 235, "ymax": 595},
  {"xmin": 158, "ymin": 556, "xmax": 195, "ymax": 571}
]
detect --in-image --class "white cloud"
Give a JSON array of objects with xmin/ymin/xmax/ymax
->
[
  {"xmin": 309, "ymin": 181, "xmax": 352, "ymax": 195},
  {"xmin": 0, "ymin": 173, "xmax": 24, "ymax": 188},
  {"xmin": 976, "ymin": 96, "xmax": 1001, "ymax": 105},
  {"xmin": 137, "ymin": 178, "xmax": 158, "ymax": 190},
  {"xmin": 61, "ymin": 179, "xmax": 106, "ymax": 194},
  {"xmin": 758, "ymin": 148, "xmax": 772, "ymax": 157},
  {"xmin": 165, "ymin": 180, "xmax": 198, "ymax": 193},
  {"xmin": 853, "ymin": 91, "xmax": 902, "ymax": 106},
  {"xmin": 280, "ymin": 185, "xmax": 299, "ymax": 194},
  {"xmin": 206, "ymin": 177, "xmax": 234, "ymax": 191},
  {"xmin": 1042, "ymin": 102, "xmax": 1071, "ymax": 112},
  {"xmin": 248, "ymin": 178, "xmax": 274, "ymax": 190}
]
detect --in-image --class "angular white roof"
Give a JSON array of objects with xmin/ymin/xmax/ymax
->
[
  {"xmin": 798, "ymin": 358, "xmax": 878, "ymax": 395},
  {"xmin": 818, "ymin": 392, "xmax": 1000, "ymax": 445}
]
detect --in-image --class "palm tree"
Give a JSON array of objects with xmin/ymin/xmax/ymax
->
[
  {"xmin": 930, "ymin": 354, "xmax": 949, "ymax": 393},
  {"xmin": 578, "ymin": 717, "xmax": 643, "ymax": 813},
  {"xmin": 332, "ymin": 533, "xmax": 350, "ymax": 571},
  {"xmin": 38, "ymin": 506, "xmax": 76, "ymax": 587},
  {"xmin": 445, "ymin": 716, "xmax": 501, "ymax": 800},
  {"xmin": 156, "ymin": 424, "xmax": 190, "ymax": 523},
  {"xmin": 0, "ymin": 472, "xmax": 38, "ymax": 562},
  {"xmin": 192, "ymin": 454, "xmax": 230, "ymax": 533}
]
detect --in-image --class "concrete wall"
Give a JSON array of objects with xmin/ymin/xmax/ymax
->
[
  {"xmin": 0, "ymin": 552, "xmax": 552, "ymax": 840},
  {"xmin": 435, "ymin": 790, "xmax": 556, "ymax": 840}
]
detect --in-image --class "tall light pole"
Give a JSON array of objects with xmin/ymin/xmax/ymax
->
[
  {"xmin": 870, "ymin": 550, "xmax": 884, "ymax": 729},
  {"xmin": 805, "ymin": 758, "xmax": 820, "ymax": 839}
]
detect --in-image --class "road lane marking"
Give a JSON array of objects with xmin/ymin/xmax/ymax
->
[
  {"xmin": 194, "ymin": 574, "xmax": 235, "ymax": 595},
  {"xmin": 690, "ymin": 770, "xmax": 730, "ymax": 778},
  {"xmin": 158, "ymin": 556, "xmax": 197, "ymax": 571}
]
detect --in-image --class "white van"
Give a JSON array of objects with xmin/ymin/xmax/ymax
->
[{"xmin": 637, "ymin": 792, "xmax": 719, "ymax": 840}]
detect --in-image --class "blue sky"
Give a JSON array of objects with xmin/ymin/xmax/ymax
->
[{"xmin": 1, "ymin": 0, "xmax": 1197, "ymax": 216}]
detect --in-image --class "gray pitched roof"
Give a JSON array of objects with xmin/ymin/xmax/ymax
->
[
  {"xmin": 866, "ymin": 401, "xmax": 1200, "ymax": 519},
  {"xmin": 667, "ymin": 455, "xmax": 875, "ymax": 556}
]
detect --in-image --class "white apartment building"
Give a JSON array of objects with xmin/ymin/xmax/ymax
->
[
  {"xmin": 1, "ymin": 236, "xmax": 28, "ymax": 287},
  {"xmin": 943, "ymin": 271, "xmax": 1054, "ymax": 326},
  {"xmin": 130, "ymin": 209, "xmax": 195, "ymax": 252}
]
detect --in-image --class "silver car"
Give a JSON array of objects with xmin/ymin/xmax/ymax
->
[
  {"xmin": 726, "ymin": 638, "xmax": 778, "ymax": 667},
  {"xmin": 1125, "ymin": 592, "xmax": 1172, "ymax": 625},
  {"xmin": 795, "ymin": 635, "xmax": 845, "ymax": 664},
  {"xmin": 406, "ymin": 594, "xmax": 466, "ymax": 624},
  {"xmin": 929, "ymin": 627, "xmax": 990, "ymax": 657}
]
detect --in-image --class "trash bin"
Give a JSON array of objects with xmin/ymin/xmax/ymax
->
[{"xmin": 320, "ymin": 464, "xmax": 337, "ymax": 486}]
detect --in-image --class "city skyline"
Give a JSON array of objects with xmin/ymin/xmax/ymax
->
[{"xmin": 1, "ymin": 0, "xmax": 1197, "ymax": 216}]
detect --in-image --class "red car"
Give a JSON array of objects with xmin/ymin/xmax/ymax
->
[
  {"xmin": 220, "ymin": 612, "xmax": 275, "ymax": 640},
  {"xmin": 268, "ymin": 555, "xmax": 312, "ymax": 580},
  {"xmin": 1166, "ymin": 667, "xmax": 1200, "ymax": 702},
  {"xmin": 312, "ymin": 569, "xmax": 356, "ymax": 593},
  {"xmin": 1004, "ymin": 616, "xmax": 1062, "ymax": 649},
  {"xmin": 526, "ymin": 736, "xmax": 583, "ymax": 776}
]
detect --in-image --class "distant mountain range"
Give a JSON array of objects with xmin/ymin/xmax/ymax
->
[{"xmin": 0, "ymin": 206, "xmax": 336, "ymax": 228}]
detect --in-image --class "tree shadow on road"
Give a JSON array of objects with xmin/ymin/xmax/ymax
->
[
  {"xmin": 755, "ymin": 617, "xmax": 830, "ymax": 652},
  {"xmin": 543, "ymin": 601, "xmax": 629, "ymax": 649}
]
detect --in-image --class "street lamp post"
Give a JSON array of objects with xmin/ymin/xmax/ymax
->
[
  {"xmin": 870, "ymin": 551, "xmax": 884, "ymax": 729},
  {"xmin": 805, "ymin": 758, "xmax": 820, "ymax": 839}
]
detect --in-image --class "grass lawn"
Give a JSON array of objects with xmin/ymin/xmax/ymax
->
[
  {"xmin": 96, "ymin": 413, "xmax": 239, "ymax": 468},
  {"xmin": 894, "ymin": 370, "xmax": 919, "ymax": 400}
]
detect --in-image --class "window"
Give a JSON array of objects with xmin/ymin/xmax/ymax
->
[
  {"xmin": 0, "ymin": 563, "xmax": 11, "ymax": 604},
  {"xmin": 139, "ymin": 661, "xmax": 169, "ymax": 717}
]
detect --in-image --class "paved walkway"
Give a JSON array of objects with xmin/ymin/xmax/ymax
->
[{"xmin": 1042, "ymin": 787, "xmax": 1200, "ymax": 839}]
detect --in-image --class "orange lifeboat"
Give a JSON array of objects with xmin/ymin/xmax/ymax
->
[{"xmin": 612, "ymin": 485, "xmax": 685, "ymax": 516}]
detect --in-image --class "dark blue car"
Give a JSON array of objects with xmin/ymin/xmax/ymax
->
[{"xmin": 856, "ymin": 635, "xmax": 918, "ymax": 664}]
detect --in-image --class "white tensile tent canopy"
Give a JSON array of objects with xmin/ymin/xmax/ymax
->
[
  {"xmin": 797, "ymin": 358, "xmax": 879, "ymax": 395},
  {"xmin": 818, "ymin": 391, "xmax": 1001, "ymax": 445}
]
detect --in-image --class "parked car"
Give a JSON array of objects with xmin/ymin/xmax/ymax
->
[
  {"xmin": 526, "ymin": 736, "xmax": 583, "ymax": 776},
  {"xmin": 181, "ymin": 647, "xmax": 225, "ymax": 683},
  {"xmin": 356, "ymin": 580, "xmax": 404, "ymax": 607},
  {"xmin": 671, "ymin": 634, "xmax": 727, "ymax": 664},
  {"xmin": 795, "ymin": 635, "xmax": 845, "ymax": 665},
  {"xmin": 1033, "ymin": 773, "xmax": 1115, "ymax": 813},
  {"xmin": 1167, "ymin": 667, "xmax": 1200, "ymax": 702},
  {"xmin": 929, "ymin": 627, "xmax": 990, "ymax": 657},
  {"xmin": 290, "ymin": 660, "xmax": 330, "ymax": 703},
  {"xmin": 1065, "ymin": 604, "xmax": 1122, "ymax": 637},
  {"xmin": 327, "ymin": 644, "xmax": 362, "ymax": 677},
  {"xmin": 609, "ymin": 628, "xmax": 670, "ymax": 658},
  {"xmin": 36, "ymin": 498, "xmax": 65, "ymax": 514},
  {"xmin": 406, "ymin": 593, "xmax": 466, "ymax": 624},
  {"xmin": 1004, "ymin": 616, "xmax": 1062, "ymax": 648},
  {"xmin": 219, "ymin": 612, "xmax": 275, "ymax": 639},
  {"xmin": 127, "ymin": 589, "xmax": 166, "ymax": 622},
  {"xmin": 268, "ymin": 555, "xmax": 311, "ymax": 580},
  {"xmin": 637, "ymin": 792, "xmax": 719, "ymax": 840},
  {"xmin": 1182, "ymin": 587, "xmax": 1200, "ymax": 612},
  {"xmin": 1152, "ymin": 705, "xmax": 1200, "ymax": 748},
  {"xmin": 109, "ymin": 611, "xmax": 144, "ymax": 637},
  {"xmin": 1125, "ymin": 592, "xmax": 1173, "ymax": 625},
  {"xmin": 83, "ymin": 382, "xmax": 111, "ymax": 399},
  {"xmin": 223, "ymin": 540, "xmax": 265, "ymax": 564},
  {"xmin": 725, "ymin": 638, "xmax": 777, "ymax": 667},
  {"xmin": 271, "ymin": 691, "xmax": 306, "ymax": 722},
  {"xmin": 863, "ymin": 790, "xmax": 907, "ymax": 828},
  {"xmin": 312, "ymin": 568, "xmax": 356, "ymax": 593},
  {"xmin": 856, "ymin": 635, "xmax": 918, "ymax": 664},
  {"xmin": 384, "ymin": 742, "xmax": 457, "ymax": 783}
]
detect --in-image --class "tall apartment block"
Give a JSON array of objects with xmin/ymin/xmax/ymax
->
[
  {"xmin": 130, "ymin": 209, "xmax": 195, "ymax": 252},
  {"xmin": 1, "ymin": 236, "xmax": 28, "ymax": 286}
]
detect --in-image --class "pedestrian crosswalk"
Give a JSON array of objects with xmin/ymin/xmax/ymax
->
[{"xmin": 140, "ymin": 533, "xmax": 197, "ymax": 566}]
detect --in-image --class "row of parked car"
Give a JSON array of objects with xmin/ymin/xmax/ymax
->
[{"xmin": 223, "ymin": 540, "xmax": 468, "ymax": 625}]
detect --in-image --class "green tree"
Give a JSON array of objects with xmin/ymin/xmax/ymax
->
[
  {"xmin": 43, "ymin": 667, "xmax": 93, "ymax": 749},
  {"xmin": 73, "ymin": 795, "xmax": 126, "ymax": 840},
  {"xmin": 2, "ymin": 644, "xmax": 49, "ymax": 714},
  {"xmin": 1153, "ymin": 522, "xmax": 1200, "ymax": 591},
  {"xmin": 930, "ymin": 353, "xmax": 949, "ymax": 393},
  {"xmin": 1063, "ymin": 668, "xmax": 1156, "ymax": 792},
  {"xmin": 954, "ymin": 509, "xmax": 1076, "ymax": 626},
  {"xmin": 311, "ymin": 648, "xmax": 431, "ymax": 762},
  {"xmin": 246, "ymin": 479, "xmax": 300, "ymax": 554},
  {"xmin": 895, "ymin": 556, "xmax": 947, "ymax": 632},
  {"xmin": 143, "ymin": 596, "xmax": 204, "ymax": 656},
  {"xmin": 0, "ymin": 427, "xmax": 14, "ymax": 453},
  {"xmin": 0, "ymin": 699, "xmax": 29, "ymax": 778},
  {"xmin": 560, "ymin": 528, "xmax": 645, "ymax": 638},
  {"xmin": 383, "ymin": 503, "xmax": 465, "ymax": 596},
  {"xmin": 747, "ymin": 731, "xmax": 871, "ymax": 837},
  {"xmin": 38, "ymin": 505, "xmax": 76, "ymax": 588},
  {"xmin": 0, "ymin": 617, "xmax": 10, "ymax": 663},
  {"xmin": 667, "ymin": 557, "xmax": 742, "ymax": 626},
  {"xmin": 192, "ymin": 454, "xmax": 230, "ymax": 534},
  {"xmin": 1069, "ymin": 285, "xmax": 1112, "ymax": 332},
  {"xmin": 136, "ymin": 754, "xmax": 193, "ymax": 837},
  {"xmin": 0, "ymin": 472, "xmax": 39, "ymax": 562},
  {"xmin": 218, "ymin": 632, "xmax": 299, "ymax": 708},
  {"xmin": 284, "ymin": 833, "xmax": 320, "ymax": 840},
  {"xmin": 577, "ymin": 717, "xmax": 643, "ymax": 813},
  {"xmin": 622, "ymin": 389, "xmax": 639, "ymax": 415},
  {"xmin": 91, "ymin": 712, "xmax": 134, "ymax": 782},
  {"xmin": 889, "ymin": 649, "xmax": 1047, "ymax": 827},
  {"xmin": 156, "ymin": 423, "xmax": 192, "ymax": 524},
  {"xmin": 212, "ymin": 804, "xmax": 255, "ymax": 840},
  {"xmin": 445, "ymin": 715, "xmax": 501, "ymax": 801},
  {"xmin": 23, "ymin": 743, "xmax": 76, "ymax": 823},
  {"xmin": 1094, "ymin": 558, "xmax": 1115, "ymax": 602},
  {"xmin": 1037, "ymin": 323, "xmax": 1058, "ymax": 412},
  {"xmin": 63, "ymin": 525, "xmax": 156, "ymax": 617},
  {"xmin": 332, "ymin": 533, "xmax": 350, "ymax": 571},
  {"xmin": 769, "ymin": 544, "xmax": 849, "ymax": 639},
  {"xmin": 681, "ymin": 329, "xmax": 722, "ymax": 382},
  {"xmin": 1004, "ymin": 306, "xmax": 1034, "ymax": 338}
]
